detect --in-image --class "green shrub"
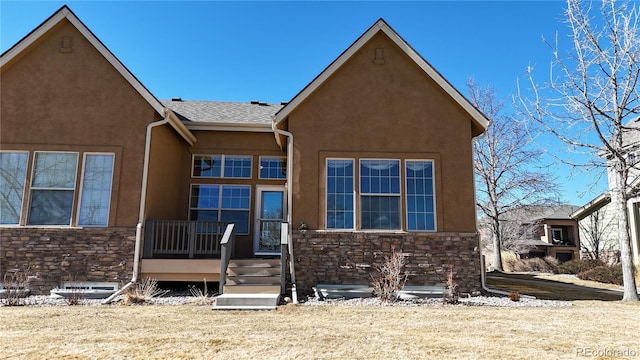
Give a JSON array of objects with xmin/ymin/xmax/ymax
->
[
  {"xmin": 557, "ymin": 259, "xmax": 605, "ymax": 274},
  {"xmin": 576, "ymin": 265, "xmax": 623, "ymax": 285}
]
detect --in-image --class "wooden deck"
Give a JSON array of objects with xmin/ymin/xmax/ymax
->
[{"xmin": 140, "ymin": 259, "xmax": 221, "ymax": 282}]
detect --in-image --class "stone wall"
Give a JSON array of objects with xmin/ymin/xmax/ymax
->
[
  {"xmin": 291, "ymin": 230, "xmax": 481, "ymax": 296},
  {"xmin": 1, "ymin": 227, "xmax": 136, "ymax": 294}
]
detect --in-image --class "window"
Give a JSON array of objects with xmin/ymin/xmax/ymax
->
[
  {"xmin": 78, "ymin": 154, "xmax": 114, "ymax": 226},
  {"xmin": 326, "ymin": 159, "xmax": 354, "ymax": 229},
  {"xmin": 28, "ymin": 152, "xmax": 78, "ymax": 225},
  {"xmin": 0, "ymin": 151, "xmax": 28, "ymax": 224},
  {"xmin": 406, "ymin": 160, "xmax": 435, "ymax": 231},
  {"xmin": 190, "ymin": 185, "xmax": 251, "ymax": 234},
  {"xmin": 360, "ymin": 159, "xmax": 401, "ymax": 230},
  {"xmin": 259, "ymin": 156, "xmax": 287, "ymax": 179},
  {"xmin": 192, "ymin": 155, "xmax": 252, "ymax": 178}
]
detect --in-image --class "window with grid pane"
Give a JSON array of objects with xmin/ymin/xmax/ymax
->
[
  {"xmin": 78, "ymin": 154, "xmax": 114, "ymax": 226},
  {"xmin": 406, "ymin": 160, "xmax": 435, "ymax": 231},
  {"xmin": 326, "ymin": 159, "xmax": 354, "ymax": 229},
  {"xmin": 360, "ymin": 159, "xmax": 400, "ymax": 230},
  {"xmin": 192, "ymin": 155, "xmax": 252, "ymax": 178},
  {"xmin": 0, "ymin": 151, "xmax": 28, "ymax": 224},
  {"xmin": 28, "ymin": 152, "xmax": 78, "ymax": 225},
  {"xmin": 190, "ymin": 184, "xmax": 250, "ymax": 234},
  {"xmin": 259, "ymin": 156, "xmax": 287, "ymax": 179}
]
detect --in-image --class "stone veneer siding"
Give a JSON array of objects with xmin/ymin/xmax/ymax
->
[
  {"xmin": 1, "ymin": 227, "xmax": 136, "ymax": 295},
  {"xmin": 291, "ymin": 230, "xmax": 481, "ymax": 295}
]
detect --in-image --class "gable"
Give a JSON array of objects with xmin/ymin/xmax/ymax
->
[
  {"xmin": 273, "ymin": 18, "xmax": 490, "ymax": 147},
  {"xmin": 1, "ymin": 6, "xmax": 164, "ymax": 115}
]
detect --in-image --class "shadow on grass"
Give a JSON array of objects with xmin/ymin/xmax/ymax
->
[{"xmin": 486, "ymin": 272, "xmax": 622, "ymax": 301}]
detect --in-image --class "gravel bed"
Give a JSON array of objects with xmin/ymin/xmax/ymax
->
[
  {"xmin": 6, "ymin": 292, "xmax": 571, "ymax": 308},
  {"xmin": 301, "ymin": 295, "xmax": 572, "ymax": 307}
]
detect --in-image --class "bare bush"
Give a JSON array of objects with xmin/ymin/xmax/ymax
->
[
  {"xmin": 124, "ymin": 278, "xmax": 168, "ymax": 305},
  {"xmin": 443, "ymin": 265, "xmax": 459, "ymax": 304},
  {"xmin": 1, "ymin": 266, "xmax": 33, "ymax": 306},
  {"xmin": 370, "ymin": 250, "xmax": 407, "ymax": 302},
  {"xmin": 509, "ymin": 291, "xmax": 521, "ymax": 302},
  {"xmin": 189, "ymin": 279, "xmax": 215, "ymax": 306}
]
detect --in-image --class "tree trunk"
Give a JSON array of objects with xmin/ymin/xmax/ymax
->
[
  {"xmin": 492, "ymin": 232, "xmax": 504, "ymax": 272},
  {"xmin": 611, "ymin": 170, "xmax": 639, "ymax": 301}
]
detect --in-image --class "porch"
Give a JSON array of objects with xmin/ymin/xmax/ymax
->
[{"xmin": 140, "ymin": 220, "xmax": 288, "ymax": 298}]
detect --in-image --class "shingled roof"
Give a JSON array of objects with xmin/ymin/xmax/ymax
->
[{"xmin": 162, "ymin": 100, "xmax": 283, "ymax": 126}]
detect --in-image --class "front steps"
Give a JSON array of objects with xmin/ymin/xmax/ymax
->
[{"xmin": 213, "ymin": 258, "xmax": 282, "ymax": 310}]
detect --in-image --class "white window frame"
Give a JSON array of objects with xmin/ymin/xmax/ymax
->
[
  {"xmin": 191, "ymin": 154, "xmax": 252, "ymax": 179},
  {"xmin": 77, "ymin": 152, "xmax": 115, "ymax": 227},
  {"xmin": 189, "ymin": 184, "xmax": 252, "ymax": 235},
  {"xmin": 325, "ymin": 158, "xmax": 356, "ymax": 230},
  {"xmin": 404, "ymin": 159, "xmax": 436, "ymax": 232},
  {"xmin": 0, "ymin": 150, "xmax": 29, "ymax": 226},
  {"xmin": 359, "ymin": 158, "xmax": 402, "ymax": 231},
  {"xmin": 258, "ymin": 156, "xmax": 287, "ymax": 180},
  {"xmin": 27, "ymin": 151, "xmax": 79, "ymax": 226}
]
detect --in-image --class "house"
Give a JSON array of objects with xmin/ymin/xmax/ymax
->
[
  {"xmin": 0, "ymin": 6, "xmax": 489, "ymax": 300},
  {"xmin": 479, "ymin": 205, "xmax": 581, "ymax": 263}
]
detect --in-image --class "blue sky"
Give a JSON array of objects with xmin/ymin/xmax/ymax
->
[{"xmin": 0, "ymin": 1, "xmax": 607, "ymax": 205}]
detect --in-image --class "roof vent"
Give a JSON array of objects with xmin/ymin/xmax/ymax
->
[
  {"xmin": 258, "ymin": 102, "xmax": 268, "ymax": 106},
  {"xmin": 280, "ymin": 102, "xmax": 288, "ymax": 106},
  {"xmin": 171, "ymin": 97, "xmax": 183, "ymax": 102},
  {"xmin": 250, "ymin": 100, "xmax": 259, "ymax": 105}
]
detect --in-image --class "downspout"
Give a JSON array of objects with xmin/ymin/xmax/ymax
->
[
  {"xmin": 102, "ymin": 115, "xmax": 170, "ymax": 304},
  {"xmin": 272, "ymin": 121, "xmax": 298, "ymax": 304}
]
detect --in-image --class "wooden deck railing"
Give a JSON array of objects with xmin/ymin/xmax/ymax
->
[
  {"xmin": 143, "ymin": 220, "xmax": 231, "ymax": 259},
  {"xmin": 218, "ymin": 223, "xmax": 236, "ymax": 294}
]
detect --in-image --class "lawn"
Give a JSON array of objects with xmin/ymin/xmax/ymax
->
[{"xmin": 1, "ymin": 301, "xmax": 639, "ymax": 359}]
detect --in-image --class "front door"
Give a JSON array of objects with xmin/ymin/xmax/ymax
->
[{"xmin": 254, "ymin": 186, "xmax": 285, "ymax": 255}]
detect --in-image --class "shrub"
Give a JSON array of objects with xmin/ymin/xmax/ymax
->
[
  {"xmin": 443, "ymin": 265, "xmax": 459, "ymax": 304},
  {"xmin": 503, "ymin": 256, "xmax": 559, "ymax": 273},
  {"xmin": 557, "ymin": 259, "xmax": 605, "ymax": 274},
  {"xmin": 509, "ymin": 291, "xmax": 521, "ymax": 302},
  {"xmin": 501, "ymin": 252, "xmax": 520, "ymax": 272},
  {"xmin": 1, "ymin": 266, "xmax": 33, "ymax": 306},
  {"xmin": 189, "ymin": 279, "xmax": 215, "ymax": 306},
  {"xmin": 370, "ymin": 250, "xmax": 407, "ymax": 302},
  {"xmin": 124, "ymin": 278, "xmax": 168, "ymax": 305},
  {"xmin": 577, "ymin": 265, "xmax": 623, "ymax": 285}
]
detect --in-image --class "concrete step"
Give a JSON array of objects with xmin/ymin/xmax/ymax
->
[
  {"xmin": 228, "ymin": 259, "xmax": 280, "ymax": 268},
  {"xmin": 227, "ymin": 267, "xmax": 281, "ymax": 276},
  {"xmin": 225, "ymin": 276, "xmax": 281, "ymax": 285},
  {"xmin": 213, "ymin": 293, "xmax": 280, "ymax": 310},
  {"xmin": 223, "ymin": 285, "xmax": 281, "ymax": 294}
]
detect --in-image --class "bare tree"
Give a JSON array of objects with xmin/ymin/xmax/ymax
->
[
  {"xmin": 579, "ymin": 208, "xmax": 617, "ymax": 262},
  {"xmin": 470, "ymin": 79, "xmax": 560, "ymax": 271},
  {"xmin": 518, "ymin": 0, "xmax": 639, "ymax": 300}
]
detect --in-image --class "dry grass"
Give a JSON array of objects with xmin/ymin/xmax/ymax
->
[{"xmin": 2, "ymin": 302, "xmax": 639, "ymax": 359}]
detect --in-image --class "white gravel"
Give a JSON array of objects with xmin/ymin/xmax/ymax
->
[
  {"xmin": 6, "ymin": 293, "xmax": 571, "ymax": 308},
  {"xmin": 302, "ymin": 295, "xmax": 572, "ymax": 307}
]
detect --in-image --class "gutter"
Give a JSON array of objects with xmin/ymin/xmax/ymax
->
[
  {"xmin": 272, "ymin": 121, "xmax": 298, "ymax": 304},
  {"xmin": 102, "ymin": 114, "xmax": 171, "ymax": 304}
]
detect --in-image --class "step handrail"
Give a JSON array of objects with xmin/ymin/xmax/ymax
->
[{"xmin": 218, "ymin": 223, "xmax": 236, "ymax": 294}]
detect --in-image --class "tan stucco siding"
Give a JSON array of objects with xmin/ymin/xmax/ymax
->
[
  {"xmin": 182, "ymin": 130, "xmax": 285, "ymax": 257},
  {"xmin": 0, "ymin": 20, "xmax": 158, "ymax": 227},
  {"xmin": 287, "ymin": 32, "xmax": 477, "ymax": 232},
  {"xmin": 145, "ymin": 124, "xmax": 188, "ymax": 221}
]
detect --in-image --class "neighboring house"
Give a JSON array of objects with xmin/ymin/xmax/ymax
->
[
  {"xmin": 570, "ymin": 193, "xmax": 621, "ymax": 263},
  {"xmin": 480, "ymin": 205, "xmax": 581, "ymax": 263},
  {"xmin": 0, "ymin": 6, "xmax": 489, "ymax": 298}
]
